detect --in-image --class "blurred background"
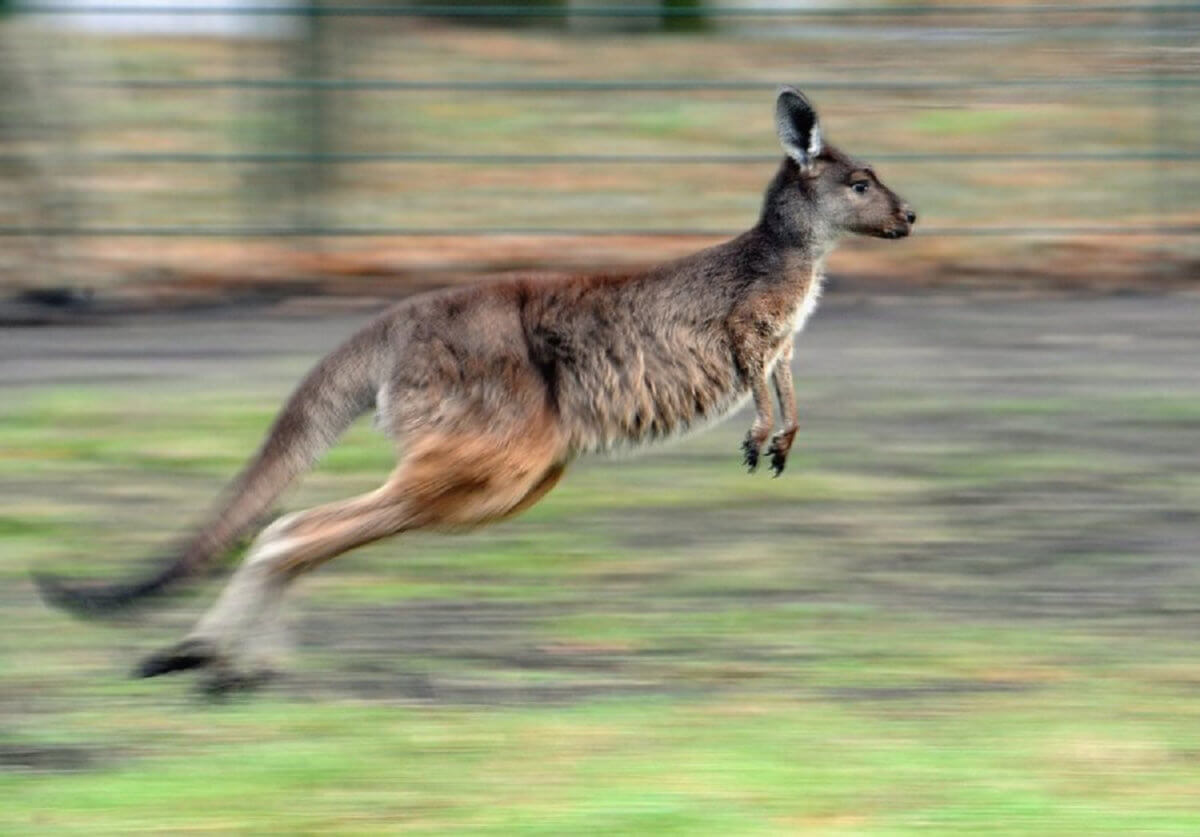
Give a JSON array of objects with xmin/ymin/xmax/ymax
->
[
  {"xmin": 1, "ymin": 0, "xmax": 1197, "ymax": 301},
  {"xmin": 3, "ymin": 1, "xmax": 1200, "ymax": 833}
]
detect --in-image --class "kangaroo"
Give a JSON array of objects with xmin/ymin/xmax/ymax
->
[{"xmin": 35, "ymin": 88, "xmax": 916, "ymax": 692}]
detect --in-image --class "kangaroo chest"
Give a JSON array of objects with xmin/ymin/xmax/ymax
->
[
  {"xmin": 790, "ymin": 268, "xmax": 825, "ymax": 335},
  {"xmin": 756, "ymin": 263, "xmax": 825, "ymax": 356},
  {"xmin": 757, "ymin": 268, "xmax": 822, "ymax": 382}
]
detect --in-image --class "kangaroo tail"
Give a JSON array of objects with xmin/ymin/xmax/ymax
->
[{"xmin": 33, "ymin": 319, "xmax": 387, "ymax": 616}]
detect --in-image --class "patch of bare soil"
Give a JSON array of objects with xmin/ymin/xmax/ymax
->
[
  {"xmin": 0, "ymin": 743, "xmax": 103, "ymax": 773},
  {"xmin": 281, "ymin": 601, "xmax": 701, "ymax": 705}
]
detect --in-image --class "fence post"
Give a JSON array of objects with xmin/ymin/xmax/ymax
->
[
  {"xmin": 300, "ymin": 0, "xmax": 329, "ymax": 245},
  {"xmin": 0, "ymin": 8, "xmax": 79, "ymax": 290},
  {"xmin": 1151, "ymin": 3, "xmax": 1166, "ymax": 276}
]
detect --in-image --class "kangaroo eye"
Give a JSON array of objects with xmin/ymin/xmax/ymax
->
[{"xmin": 851, "ymin": 181, "xmax": 870, "ymax": 195}]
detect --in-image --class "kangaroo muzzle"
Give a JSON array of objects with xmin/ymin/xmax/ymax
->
[{"xmin": 884, "ymin": 205, "xmax": 917, "ymax": 239}]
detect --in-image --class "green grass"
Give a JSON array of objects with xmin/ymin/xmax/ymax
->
[{"xmin": 7, "ymin": 664, "xmax": 1200, "ymax": 833}]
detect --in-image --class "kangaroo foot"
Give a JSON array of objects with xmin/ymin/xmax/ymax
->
[
  {"xmin": 765, "ymin": 436, "xmax": 791, "ymax": 477},
  {"xmin": 135, "ymin": 637, "xmax": 220, "ymax": 678}
]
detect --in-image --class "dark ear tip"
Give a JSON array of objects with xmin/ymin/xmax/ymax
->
[{"xmin": 775, "ymin": 85, "xmax": 810, "ymax": 106}]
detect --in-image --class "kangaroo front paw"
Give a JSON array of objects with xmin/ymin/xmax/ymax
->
[
  {"xmin": 766, "ymin": 438, "xmax": 788, "ymax": 477},
  {"xmin": 741, "ymin": 434, "xmax": 760, "ymax": 472},
  {"xmin": 766, "ymin": 429, "xmax": 797, "ymax": 477}
]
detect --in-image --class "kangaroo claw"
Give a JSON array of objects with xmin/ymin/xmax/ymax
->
[
  {"xmin": 135, "ymin": 638, "xmax": 219, "ymax": 678},
  {"xmin": 767, "ymin": 438, "xmax": 788, "ymax": 477},
  {"xmin": 741, "ymin": 435, "xmax": 760, "ymax": 472}
]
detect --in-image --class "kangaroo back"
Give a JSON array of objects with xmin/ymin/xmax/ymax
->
[{"xmin": 34, "ymin": 319, "xmax": 387, "ymax": 615}]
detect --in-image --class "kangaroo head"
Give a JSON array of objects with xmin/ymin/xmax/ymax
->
[{"xmin": 762, "ymin": 87, "xmax": 916, "ymax": 247}]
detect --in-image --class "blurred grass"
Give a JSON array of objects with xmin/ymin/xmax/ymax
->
[{"xmin": 2, "ymin": 296, "xmax": 1200, "ymax": 831}]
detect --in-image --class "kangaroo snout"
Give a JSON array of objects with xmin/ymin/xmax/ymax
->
[{"xmin": 884, "ymin": 205, "xmax": 917, "ymax": 239}]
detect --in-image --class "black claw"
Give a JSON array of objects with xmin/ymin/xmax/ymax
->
[
  {"xmin": 767, "ymin": 439, "xmax": 788, "ymax": 477},
  {"xmin": 741, "ymin": 436, "xmax": 760, "ymax": 472},
  {"xmin": 135, "ymin": 638, "xmax": 217, "ymax": 679}
]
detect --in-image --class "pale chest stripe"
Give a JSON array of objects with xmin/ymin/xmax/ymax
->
[{"xmin": 792, "ymin": 270, "xmax": 825, "ymax": 335}]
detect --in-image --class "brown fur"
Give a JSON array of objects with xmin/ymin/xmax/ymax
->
[{"xmin": 35, "ymin": 88, "xmax": 915, "ymax": 691}]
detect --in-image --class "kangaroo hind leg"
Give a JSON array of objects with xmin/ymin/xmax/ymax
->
[{"xmin": 138, "ymin": 420, "xmax": 567, "ymax": 694}]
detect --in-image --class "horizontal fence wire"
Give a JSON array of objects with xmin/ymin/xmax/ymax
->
[
  {"xmin": 2, "ymin": 226, "xmax": 1198, "ymax": 238},
  {"xmin": 2, "ymin": 151, "xmax": 1197, "ymax": 165},
  {"xmin": 17, "ymin": 3, "xmax": 1200, "ymax": 40},
  {"xmin": 16, "ymin": 4, "xmax": 1200, "ymax": 16},
  {"xmin": 72, "ymin": 77, "xmax": 1200, "ymax": 92}
]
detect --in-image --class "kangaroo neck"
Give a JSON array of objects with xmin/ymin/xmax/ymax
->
[
  {"xmin": 754, "ymin": 212, "xmax": 835, "ymax": 266},
  {"xmin": 727, "ymin": 220, "xmax": 833, "ymax": 292},
  {"xmin": 754, "ymin": 158, "xmax": 839, "ymax": 264}
]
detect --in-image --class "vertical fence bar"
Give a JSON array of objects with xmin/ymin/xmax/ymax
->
[
  {"xmin": 1151, "ymin": 2, "xmax": 1168, "ymax": 279},
  {"xmin": 0, "ymin": 9, "xmax": 80, "ymax": 290},
  {"xmin": 300, "ymin": 0, "xmax": 328, "ymax": 256}
]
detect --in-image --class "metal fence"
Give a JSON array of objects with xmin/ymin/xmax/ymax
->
[{"xmin": 0, "ymin": 2, "xmax": 1197, "ymax": 284}]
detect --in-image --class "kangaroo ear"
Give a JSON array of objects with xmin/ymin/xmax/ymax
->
[{"xmin": 775, "ymin": 86, "xmax": 822, "ymax": 173}]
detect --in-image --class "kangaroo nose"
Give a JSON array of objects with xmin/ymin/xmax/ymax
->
[{"xmin": 905, "ymin": 209, "xmax": 917, "ymax": 224}]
